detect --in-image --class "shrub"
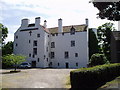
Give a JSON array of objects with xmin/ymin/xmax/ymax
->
[
  {"xmin": 70, "ymin": 63, "xmax": 120, "ymax": 89},
  {"xmin": 2, "ymin": 54, "xmax": 26, "ymax": 71},
  {"xmin": 89, "ymin": 53, "xmax": 109, "ymax": 67}
]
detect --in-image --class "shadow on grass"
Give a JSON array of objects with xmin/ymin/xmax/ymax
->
[{"xmin": 1, "ymin": 70, "xmax": 21, "ymax": 74}]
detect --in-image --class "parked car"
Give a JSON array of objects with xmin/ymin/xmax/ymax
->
[{"xmin": 18, "ymin": 62, "xmax": 31, "ymax": 68}]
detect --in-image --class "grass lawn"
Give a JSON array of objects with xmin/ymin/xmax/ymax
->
[
  {"xmin": 65, "ymin": 75, "xmax": 71, "ymax": 88},
  {"xmin": 99, "ymin": 76, "xmax": 120, "ymax": 89}
]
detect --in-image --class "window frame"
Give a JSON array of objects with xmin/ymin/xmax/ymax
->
[
  {"xmin": 76, "ymin": 63, "xmax": 78, "ymax": 67},
  {"xmin": 58, "ymin": 63, "xmax": 59, "ymax": 66},
  {"xmin": 16, "ymin": 35, "xmax": 18, "ymax": 39},
  {"xmin": 33, "ymin": 40, "xmax": 37, "ymax": 46},
  {"xmin": 70, "ymin": 26, "xmax": 75, "ymax": 35},
  {"xmin": 47, "ymin": 58, "xmax": 48, "ymax": 62},
  {"xmin": 32, "ymin": 54, "xmax": 35, "ymax": 58},
  {"xmin": 29, "ymin": 53, "xmax": 31, "ymax": 57},
  {"xmin": 33, "ymin": 48, "xmax": 37, "ymax": 55},
  {"xmin": 29, "ymin": 40, "xmax": 31, "ymax": 43},
  {"xmin": 65, "ymin": 51, "xmax": 69, "ymax": 59},
  {"xmin": 46, "ymin": 47, "xmax": 48, "ymax": 52},
  {"xmin": 37, "ymin": 34, "xmax": 40, "ymax": 37},
  {"xmin": 71, "ymin": 40, "xmax": 75, "ymax": 47},
  {"xmin": 16, "ymin": 43, "xmax": 18, "ymax": 47},
  {"xmin": 38, "ymin": 58, "xmax": 40, "ymax": 62},
  {"xmin": 75, "ymin": 53, "xmax": 78, "ymax": 57},
  {"xmin": 51, "ymin": 52, "xmax": 55, "ymax": 59},
  {"xmin": 51, "ymin": 42, "xmax": 55, "ymax": 48},
  {"xmin": 56, "ymin": 33, "xmax": 58, "ymax": 36},
  {"xmin": 52, "ymin": 34, "xmax": 55, "ymax": 36}
]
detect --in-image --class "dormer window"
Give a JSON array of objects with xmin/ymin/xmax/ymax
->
[
  {"xmin": 52, "ymin": 34, "xmax": 55, "ymax": 36},
  {"xmin": 56, "ymin": 33, "xmax": 58, "ymax": 36},
  {"xmin": 70, "ymin": 26, "xmax": 75, "ymax": 35}
]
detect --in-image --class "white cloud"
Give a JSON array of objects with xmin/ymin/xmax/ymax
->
[
  {"xmin": 1, "ymin": 0, "xmax": 119, "ymax": 42},
  {"xmin": 5, "ymin": 33, "xmax": 14, "ymax": 43},
  {"xmin": 4, "ymin": 25, "xmax": 19, "ymax": 43}
]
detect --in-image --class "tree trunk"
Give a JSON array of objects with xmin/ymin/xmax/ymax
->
[{"xmin": 14, "ymin": 64, "xmax": 17, "ymax": 71}]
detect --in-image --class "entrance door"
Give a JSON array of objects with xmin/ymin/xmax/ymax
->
[
  {"xmin": 32, "ymin": 61, "xmax": 36, "ymax": 68},
  {"xmin": 66, "ymin": 63, "xmax": 69, "ymax": 68}
]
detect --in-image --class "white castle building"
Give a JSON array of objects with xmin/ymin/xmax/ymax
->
[{"xmin": 14, "ymin": 17, "xmax": 89, "ymax": 68}]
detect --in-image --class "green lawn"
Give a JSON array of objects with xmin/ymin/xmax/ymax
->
[
  {"xmin": 65, "ymin": 75, "xmax": 71, "ymax": 88},
  {"xmin": 99, "ymin": 76, "xmax": 120, "ymax": 89}
]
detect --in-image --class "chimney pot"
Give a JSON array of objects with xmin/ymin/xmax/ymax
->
[
  {"xmin": 35, "ymin": 17, "xmax": 41, "ymax": 26},
  {"xmin": 21, "ymin": 18, "xmax": 29, "ymax": 28},
  {"xmin": 58, "ymin": 18, "xmax": 63, "ymax": 32},
  {"xmin": 85, "ymin": 18, "xmax": 88, "ymax": 26},
  {"xmin": 44, "ymin": 20, "xmax": 47, "ymax": 28}
]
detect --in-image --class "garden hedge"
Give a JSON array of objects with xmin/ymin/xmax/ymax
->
[{"xmin": 70, "ymin": 63, "xmax": 120, "ymax": 89}]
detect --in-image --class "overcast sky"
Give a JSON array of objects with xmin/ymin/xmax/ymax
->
[{"xmin": 1, "ymin": 0, "xmax": 118, "ymax": 43}]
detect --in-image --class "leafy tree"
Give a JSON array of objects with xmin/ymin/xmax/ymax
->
[
  {"xmin": 89, "ymin": 28, "xmax": 99, "ymax": 59},
  {"xmin": 2, "ymin": 41, "xmax": 13, "ymax": 56},
  {"xmin": 92, "ymin": 1, "xmax": 120, "ymax": 21},
  {"xmin": 89, "ymin": 53, "xmax": 109, "ymax": 67},
  {"xmin": 97, "ymin": 22, "xmax": 115, "ymax": 61},
  {"xmin": 0, "ymin": 23, "xmax": 8, "ymax": 44},
  {"xmin": 2, "ymin": 54, "xmax": 26, "ymax": 71}
]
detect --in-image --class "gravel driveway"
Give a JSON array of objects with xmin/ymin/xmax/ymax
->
[{"xmin": 1, "ymin": 69, "xmax": 74, "ymax": 88}]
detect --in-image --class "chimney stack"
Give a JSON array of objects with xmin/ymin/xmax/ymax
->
[
  {"xmin": 21, "ymin": 18, "xmax": 29, "ymax": 28},
  {"xmin": 58, "ymin": 18, "xmax": 63, "ymax": 32},
  {"xmin": 44, "ymin": 20, "xmax": 47, "ymax": 28},
  {"xmin": 35, "ymin": 17, "xmax": 41, "ymax": 27},
  {"xmin": 85, "ymin": 18, "xmax": 88, "ymax": 26}
]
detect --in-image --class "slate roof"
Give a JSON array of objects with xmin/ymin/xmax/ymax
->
[
  {"xmin": 28, "ymin": 24, "xmax": 35, "ymax": 27},
  {"xmin": 20, "ymin": 23, "xmax": 87, "ymax": 34},
  {"xmin": 41, "ymin": 25, "xmax": 49, "ymax": 33},
  {"xmin": 49, "ymin": 24, "xmax": 87, "ymax": 34}
]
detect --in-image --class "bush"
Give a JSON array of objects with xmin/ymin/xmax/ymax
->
[
  {"xmin": 70, "ymin": 63, "xmax": 120, "ymax": 89},
  {"xmin": 89, "ymin": 53, "xmax": 109, "ymax": 67},
  {"xmin": 2, "ymin": 54, "xmax": 26, "ymax": 71}
]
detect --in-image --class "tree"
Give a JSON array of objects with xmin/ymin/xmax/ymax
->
[
  {"xmin": 89, "ymin": 53, "xmax": 109, "ymax": 67},
  {"xmin": 2, "ymin": 54, "xmax": 26, "ymax": 71},
  {"xmin": 2, "ymin": 41, "xmax": 13, "ymax": 56},
  {"xmin": 92, "ymin": 1, "xmax": 120, "ymax": 21},
  {"xmin": 0, "ymin": 23, "xmax": 8, "ymax": 44},
  {"xmin": 89, "ymin": 28, "xmax": 99, "ymax": 59},
  {"xmin": 97, "ymin": 22, "xmax": 115, "ymax": 61}
]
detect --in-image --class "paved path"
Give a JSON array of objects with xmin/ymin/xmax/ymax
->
[{"xmin": 1, "ymin": 69, "xmax": 74, "ymax": 88}]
